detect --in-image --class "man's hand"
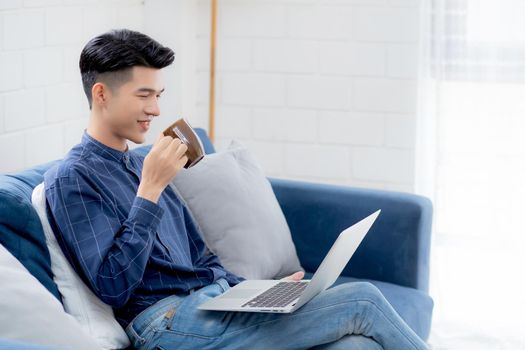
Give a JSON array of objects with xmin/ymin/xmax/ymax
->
[
  {"xmin": 280, "ymin": 271, "xmax": 305, "ymax": 281},
  {"xmin": 137, "ymin": 133, "xmax": 188, "ymax": 203}
]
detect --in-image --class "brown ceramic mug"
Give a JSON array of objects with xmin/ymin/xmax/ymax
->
[{"xmin": 162, "ymin": 118, "xmax": 205, "ymax": 168}]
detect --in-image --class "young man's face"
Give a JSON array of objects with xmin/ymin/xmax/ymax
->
[{"xmin": 101, "ymin": 66, "xmax": 164, "ymax": 145}]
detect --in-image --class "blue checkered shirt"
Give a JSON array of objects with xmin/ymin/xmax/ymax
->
[{"xmin": 44, "ymin": 132, "xmax": 242, "ymax": 327}]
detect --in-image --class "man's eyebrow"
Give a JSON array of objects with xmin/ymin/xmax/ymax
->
[{"xmin": 136, "ymin": 87, "xmax": 165, "ymax": 94}]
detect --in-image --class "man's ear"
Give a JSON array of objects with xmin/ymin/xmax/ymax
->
[{"xmin": 91, "ymin": 82, "xmax": 110, "ymax": 108}]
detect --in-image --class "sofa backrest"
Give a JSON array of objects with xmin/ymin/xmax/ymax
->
[
  {"xmin": 0, "ymin": 128, "xmax": 213, "ymax": 301},
  {"xmin": 0, "ymin": 160, "xmax": 62, "ymax": 301}
]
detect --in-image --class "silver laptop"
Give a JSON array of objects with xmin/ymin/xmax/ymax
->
[{"xmin": 198, "ymin": 210, "xmax": 380, "ymax": 314}]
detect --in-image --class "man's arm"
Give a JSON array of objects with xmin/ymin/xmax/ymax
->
[
  {"xmin": 137, "ymin": 134, "xmax": 188, "ymax": 204},
  {"xmin": 46, "ymin": 171, "xmax": 163, "ymax": 308},
  {"xmin": 46, "ymin": 135, "xmax": 188, "ymax": 307}
]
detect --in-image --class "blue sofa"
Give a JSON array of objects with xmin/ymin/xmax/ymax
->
[{"xmin": 0, "ymin": 128, "xmax": 433, "ymax": 347}]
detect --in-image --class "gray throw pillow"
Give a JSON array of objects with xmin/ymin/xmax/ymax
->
[{"xmin": 171, "ymin": 140, "xmax": 303, "ymax": 280}]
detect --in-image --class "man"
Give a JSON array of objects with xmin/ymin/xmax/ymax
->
[{"xmin": 45, "ymin": 29, "xmax": 428, "ymax": 350}]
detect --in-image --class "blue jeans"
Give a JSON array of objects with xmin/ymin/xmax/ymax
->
[{"xmin": 125, "ymin": 279, "xmax": 428, "ymax": 350}]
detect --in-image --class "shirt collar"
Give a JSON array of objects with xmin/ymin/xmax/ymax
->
[{"xmin": 81, "ymin": 131, "xmax": 130, "ymax": 163}]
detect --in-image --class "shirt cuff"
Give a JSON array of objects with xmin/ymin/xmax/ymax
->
[{"xmin": 128, "ymin": 196, "xmax": 164, "ymax": 231}]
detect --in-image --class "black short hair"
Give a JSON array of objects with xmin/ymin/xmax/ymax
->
[{"xmin": 79, "ymin": 29, "xmax": 175, "ymax": 109}]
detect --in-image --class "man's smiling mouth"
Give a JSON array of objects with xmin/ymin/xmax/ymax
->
[
  {"xmin": 137, "ymin": 116, "xmax": 153, "ymax": 123},
  {"xmin": 138, "ymin": 116, "xmax": 153, "ymax": 131}
]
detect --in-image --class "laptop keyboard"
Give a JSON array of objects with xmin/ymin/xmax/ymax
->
[{"xmin": 241, "ymin": 281, "xmax": 308, "ymax": 308}]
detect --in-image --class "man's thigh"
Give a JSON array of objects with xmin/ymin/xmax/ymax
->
[{"xmin": 151, "ymin": 280, "xmax": 382, "ymax": 350}]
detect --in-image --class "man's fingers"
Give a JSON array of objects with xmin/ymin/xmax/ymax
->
[
  {"xmin": 281, "ymin": 271, "xmax": 305, "ymax": 281},
  {"xmin": 178, "ymin": 155, "xmax": 189, "ymax": 168},
  {"xmin": 154, "ymin": 135, "xmax": 173, "ymax": 151},
  {"xmin": 167, "ymin": 138, "xmax": 188, "ymax": 159},
  {"xmin": 291, "ymin": 271, "xmax": 305, "ymax": 281}
]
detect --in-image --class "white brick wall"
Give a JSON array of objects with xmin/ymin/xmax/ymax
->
[
  {"xmin": 287, "ymin": 76, "xmax": 351, "ymax": 110},
  {"xmin": 353, "ymin": 78, "xmax": 417, "ymax": 113},
  {"xmin": 253, "ymin": 39, "xmax": 318, "ymax": 73},
  {"xmin": 24, "ymin": 48, "xmax": 63, "ymax": 87},
  {"xmin": 215, "ymin": 106, "xmax": 252, "ymax": 138},
  {"xmin": 25, "ymin": 124, "xmax": 64, "ymax": 165},
  {"xmin": 220, "ymin": 2, "xmax": 286, "ymax": 38},
  {"xmin": 285, "ymin": 143, "xmax": 351, "ymax": 180},
  {"xmin": 246, "ymin": 139, "xmax": 285, "ymax": 175},
  {"xmin": 318, "ymin": 111, "xmax": 384, "ymax": 146},
  {"xmin": 0, "ymin": 0, "xmax": 145, "ymax": 173},
  {"xmin": 218, "ymin": 38, "xmax": 251, "ymax": 71},
  {"xmin": 288, "ymin": 5, "xmax": 354, "ymax": 39},
  {"xmin": 354, "ymin": 7, "xmax": 419, "ymax": 42},
  {"xmin": 196, "ymin": 0, "xmax": 421, "ymax": 191},
  {"xmin": 3, "ymin": 10, "xmax": 45, "ymax": 50},
  {"xmin": 385, "ymin": 115, "xmax": 415, "ymax": 148},
  {"xmin": 252, "ymin": 108, "xmax": 317, "ymax": 143},
  {"xmin": 46, "ymin": 83, "xmax": 86, "ymax": 123},
  {"xmin": 0, "ymin": 52, "xmax": 24, "ymax": 91},
  {"xmin": 319, "ymin": 42, "xmax": 385, "ymax": 77},
  {"xmin": 0, "ymin": 1, "xmax": 22, "ymax": 11},
  {"xmin": 0, "ymin": 0, "xmax": 421, "ymax": 194},
  {"xmin": 387, "ymin": 43, "xmax": 419, "ymax": 79},
  {"xmin": 0, "ymin": 96, "xmax": 4, "ymax": 133},
  {"xmin": 0, "ymin": 131, "xmax": 25, "ymax": 173},
  {"xmin": 351, "ymin": 147, "xmax": 414, "ymax": 183},
  {"xmin": 4, "ymin": 88, "xmax": 46, "ymax": 131},
  {"xmin": 46, "ymin": 7, "xmax": 83, "ymax": 45},
  {"xmin": 222, "ymin": 73, "xmax": 286, "ymax": 106}
]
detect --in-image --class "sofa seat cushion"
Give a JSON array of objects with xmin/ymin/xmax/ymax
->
[{"xmin": 304, "ymin": 272, "xmax": 433, "ymax": 341}]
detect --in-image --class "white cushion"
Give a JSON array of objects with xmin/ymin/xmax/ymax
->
[
  {"xmin": 171, "ymin": 140, "xmax": 303, "ymax": 280},
  {"xmin": 0, "ymin": 242, "xmax": 101, "ymax": 350},
  {"xmin": 31, "ymin": 183, "xmax": 130, "ymax": 350}
]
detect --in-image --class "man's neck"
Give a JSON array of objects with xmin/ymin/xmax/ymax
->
[{"xmin": 87, "ymin": 112, "xmax": 128, "ymax": 152}]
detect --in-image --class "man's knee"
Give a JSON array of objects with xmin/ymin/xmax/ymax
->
[{"xmin": 338, "ymin": 281, "xmax": 385, "ymax": 304}]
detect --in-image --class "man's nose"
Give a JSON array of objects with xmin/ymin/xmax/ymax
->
[{"xmin": 145, "ymin": 99, "xmax": 160, "ymax": 116}]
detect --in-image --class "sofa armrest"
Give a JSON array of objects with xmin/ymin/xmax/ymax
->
[{"xmin": 269, "ymin": 178, "xmax": 433, "ymax": 293}]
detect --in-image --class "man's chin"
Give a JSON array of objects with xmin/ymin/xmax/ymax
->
[{"xmin": 128, "ymin": 134, "xmax": 146, "ymax": 145}]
